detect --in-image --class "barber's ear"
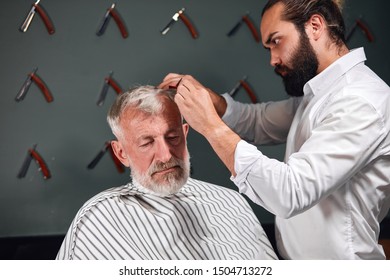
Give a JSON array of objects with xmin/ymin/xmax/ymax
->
[
  {"xmin": 306, "ymin": 14, "xmax": 325, "ymax": 40},
  {"xmin": 111, "ymin": 140, "xmax": 130, "ymax": 167},
  {"xmin": 183, "ymin": 123, "xmax": 189, "ymax": 138}
]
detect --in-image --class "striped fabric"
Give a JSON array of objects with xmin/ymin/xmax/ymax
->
[{"xmin": 56, "ymin": 178, "xmax": 277, "ymax": 260}]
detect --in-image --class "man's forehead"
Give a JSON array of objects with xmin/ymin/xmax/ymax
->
[
  {"xmin": 122, "ymin": 108, "xmax": 181, "ymax": 133},
  {"xmin": 261, "ymin": 4, "xmax": 297, "ymax": 46},
  {"xmin": 261, "ymin": 2, "xmax": 285, "ymax": 35},
  {"xmin": 262, "ymin": 1, "xmax": 285, "ymax": 21}
]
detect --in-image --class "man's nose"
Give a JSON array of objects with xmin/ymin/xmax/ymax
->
[
  {"xmin": 154, "ymin": 140, "xmax": 173, "ymax": 163},
  {"xmin": 270, "ymin": 51, "xmax": 281, "ymax": 67}
]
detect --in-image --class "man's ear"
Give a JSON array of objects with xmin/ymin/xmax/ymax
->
[
  {"xmin": 183, "ymin": 123, "xmax": 189, "ymax": 138},
  {"xmin": 306, "ymin": 14, "xmax": 325, "ymax": 40},
  {"xmin": 111, "ymin": 140, "xmax": 130, "ymax": 167}
]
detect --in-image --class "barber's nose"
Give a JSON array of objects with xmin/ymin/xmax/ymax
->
[
  {"xmin": 270, "ymin": 51, "xmax": 281, "ymax": 67},
  {"xmin": 155, "ymin": 140, "xmax": 173, "ymax": 163}
]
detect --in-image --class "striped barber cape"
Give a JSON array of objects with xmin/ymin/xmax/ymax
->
[{"xmin": 56, "ymin": 178, "xmax": 277, "ymax": 260}]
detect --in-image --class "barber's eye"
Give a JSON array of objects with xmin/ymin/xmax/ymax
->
[{"xmin": 273, "ymin": 38, "xmax": 280, "ymax": 45}]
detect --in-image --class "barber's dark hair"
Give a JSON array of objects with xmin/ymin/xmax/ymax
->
[{"xmin": 262, "ymin": 0, "xmax": 346, "ymax": 47}]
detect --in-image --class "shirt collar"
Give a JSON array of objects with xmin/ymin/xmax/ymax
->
[{"xmin": 303, "ymin": 47, "xmax": 367, "ymax": 97}]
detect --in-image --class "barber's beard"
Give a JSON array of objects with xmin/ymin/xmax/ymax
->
[
  {"xmin": 275, "ymin": 32, "xmax": 319, "ymax": 97},
  {"xmin": 130, "ymin": 150, "xmax": 190, "ymax": 196}
]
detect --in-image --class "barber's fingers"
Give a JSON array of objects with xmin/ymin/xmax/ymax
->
[
  {"xmin": 176, "ymin": 82, "xmax": 192, "ymax": 101},
  {"xmin": 177, "ymin": 83, "xmax": 213, "ymax": 111},
  {"xmin": 174, "ymin": 90, "xmax": 186, "ymax": 104},
  {"xmin": 179, "ymin": 76, "xmax": 208, "ymax": 96},
  {"xmin": 163, "ymin": 73, "xmax": 183, "ymax": 81},
  {"xmin": 159, "ymin": 73, "xmax": 184, "ymax": 89},
  {"xmin": 174, "ymin": 86, "xmax": 192, "ymax": 115},
  {"xmin": 181, "ymin": 75, "xmax": 203, "ymax": 88}
]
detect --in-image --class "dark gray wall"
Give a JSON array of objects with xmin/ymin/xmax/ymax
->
[{"xmin": 0, "ymin": 0, "xmax": 389, "ymax": 237}]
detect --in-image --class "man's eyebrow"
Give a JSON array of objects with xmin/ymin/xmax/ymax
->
[
  {"xmin": 265, "ymin": 31, "xmax": 278, "ymax": 46},
  {"xmin": 136, "ymin": 134, "xmax": 154, "ymax": 143},
  {"xmin": 165, "ymin": 127, "xmax": 181, "ymax": 135},
  {"xmin": 136, "ymin": 127, "xmax": 181, "ymax": 141}
]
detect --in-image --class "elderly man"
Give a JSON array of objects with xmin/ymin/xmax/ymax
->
[{"xmin": 56, "ymin": 86, "xmax": 277, "ymax": 260}]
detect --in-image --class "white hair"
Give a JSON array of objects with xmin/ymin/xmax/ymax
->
[{"xmin": 107, "ymin": 85, "xmax": 176, "ymax": 140}]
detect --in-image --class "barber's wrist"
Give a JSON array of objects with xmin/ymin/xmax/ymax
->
[
  {"xmin": 208, "ymin": 88, "xmax": 227, "ymax": 117},
  {"xmin": 216, "ymin": 96, "xmax": 227, "ymax": 117}
]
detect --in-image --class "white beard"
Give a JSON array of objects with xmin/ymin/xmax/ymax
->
[{"xmin": 129, "ymin": 149, "xmax": 190, "ymax": 196}]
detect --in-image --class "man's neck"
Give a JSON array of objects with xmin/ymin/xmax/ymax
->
[{"xmin": 317, "ymin": 44, "xmax": 349, "ymax": 73}]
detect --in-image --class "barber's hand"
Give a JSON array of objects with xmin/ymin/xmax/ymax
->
[
  {"xmin": 159, "ymin": 74, "xmax": 225, "ymax": 136},
  {"xmin": 159, "ymin": 73, "xmax": 227, "ymax": 117},
  {"xmin": 159, "ymin": 73, "xmax": 241, "ymax": 176}
]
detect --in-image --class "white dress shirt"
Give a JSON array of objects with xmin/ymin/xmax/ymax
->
[
  {"xmin": 222, "ymin": 48, "xmax": 390, "ymax": 259},
  {"xmin": 56, "ymin": 178, "xmax": 277, "ymax": 260}
]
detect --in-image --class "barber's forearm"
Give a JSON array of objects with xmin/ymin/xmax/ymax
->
[
  {"xmin": 222, "ymin": 95, "xmax": 294, "ymax": 145},
  {"xmin": 202, "ymin": 118, "xmax": 241, "ymax": 176},
  {"xmin": 207, "ymin": 88, "xmax": 227, "ymax": 117}
]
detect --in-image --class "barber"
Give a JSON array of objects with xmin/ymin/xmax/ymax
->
[{"xmin": 160, "ymin": 0, "xmax": 390, "ymax": 259}]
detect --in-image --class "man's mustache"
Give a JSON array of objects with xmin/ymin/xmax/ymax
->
[
  {"xmin": 274, "ymin": 65, "xmax": 290, "ymax": 77},
  {"xmin": 149, "ymin": 158, "xmax": 182, "ymax": 176}
]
